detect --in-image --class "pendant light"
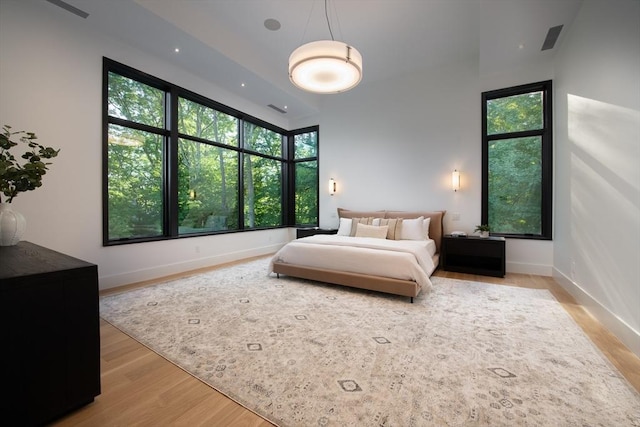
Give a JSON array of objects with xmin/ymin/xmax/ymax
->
[{"xmin": 288, "ymin": 0, "xmax": 363, "ymax": 94}]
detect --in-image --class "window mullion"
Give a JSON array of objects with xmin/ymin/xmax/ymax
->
[
  {"xmin": 487, "ymin": 129, "xmax": 544, "ymax": 141},
  {"xmin": 238, "ymin": 119, "xmax": 245, "ymax": 230},
  {"xmin": 166, "ymin": 88, "xmax": 179, "ymax": 237}
]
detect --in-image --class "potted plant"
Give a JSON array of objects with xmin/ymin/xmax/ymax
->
[
  {"xmin": 0, "ymin": 125, "xmax": 60, "ymax": 245},
  {"xmin": 474, "ymin": 224, "xmax": 491, "ymax": 238}
]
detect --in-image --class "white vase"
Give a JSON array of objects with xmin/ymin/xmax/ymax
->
[
  {"xmin": 479, "ymin": 230, "xmax": 489, "ymax": 238},
  {"xmin": 0, "ymin": 203, "xmax": 26, "ymax": 246}
]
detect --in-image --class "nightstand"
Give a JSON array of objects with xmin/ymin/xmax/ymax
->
[
  {"xmin": 296, "ymin": 227, "xmax": 338, "ymax": 239},
  {"xmin": 441, "ymin": 235, "xmax": 506, "ymax": 277}
]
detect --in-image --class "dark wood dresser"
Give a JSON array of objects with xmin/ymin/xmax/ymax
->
[{"xmin": 0, "ymin": 241, "xmax": 101, "ymax": 426}]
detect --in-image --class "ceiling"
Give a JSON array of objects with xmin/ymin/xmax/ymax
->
[{"xmin": 41, "ymin": 0, "xmax": 583, "ymax": 122}]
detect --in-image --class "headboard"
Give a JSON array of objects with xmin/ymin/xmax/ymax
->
[{"xmin": 337, "ymin": 208, "xmax": 446, "ymax": 254}]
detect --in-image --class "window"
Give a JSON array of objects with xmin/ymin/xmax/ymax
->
[
  {"xmin": 481, "ymin": 80, "xmax": 552, "ymax": 239},
  {"xmin": 105, "ymin": 73, "xmax": 167, "ymax": 241},
  {"xmin": 103, "ymin": 58, "xmax": 319, "ymax": 244},
  {"xmin": 292, "ymin": 129, "xmax": 319, "ymax": 226}
]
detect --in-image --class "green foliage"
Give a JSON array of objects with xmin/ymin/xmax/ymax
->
[
  {"xmin": 487, "ymin": 92, "xmax": 543, "ymax": 135},
  {"xmin": 177, "ymin": 138, "xmax": 239, "ymax": 234},
  {"xmin": 293, "ymin": 132, "xmax": 318, "ymax": 225},
  {"xmin": 474, "ymin": 224, "xmax": 490, "ymax": 232},
  {"xmin": 294, "ymin": 132, "xmax": 317, "ymax": 159},
  {"xmin": 244, "ymin": 154, "xmax": 281, "ymax": 228},
  {"xmin": 486, "ymin": 90, "xmax": 544, "ymax": 235},
  {"xmin": 243, "ymin": 123, "xmax": 282, "ymax": 157},
  {"xmin": 108, "ymin": 73, "xmax": 164, "ymax": 127},
  {"xmin": 178, "ymin": 98, "xmax": 238, "ymax": 146},
  {"xmin": 487, "ymin": 137, "xmax": 542, "ymax": 234},
  {"xmin": 107, "ymin": 125, "xmax": 163, "ymax": 239},
  {"xmin": 0, "ymin": 125, "xmax": 60, "ymax": 203},
  {"xmin": 107, "ymin": 74, "xmax": 165, "ymax": 239},
  {"xmin": 295, "ymin": 161, "xmax": 318, "ymax": 225}
]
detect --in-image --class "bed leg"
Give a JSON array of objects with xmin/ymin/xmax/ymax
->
[{"xmin": 410, "ymin": 297, "xmax": 414, "ymax": 303}]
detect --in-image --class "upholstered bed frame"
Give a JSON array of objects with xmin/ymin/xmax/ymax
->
[{"xmin": 272, "ymin": 209, "xmax": 445, "ymax": 301}]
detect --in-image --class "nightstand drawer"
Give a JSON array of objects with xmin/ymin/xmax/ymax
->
[{"xmin": 445, "ymin": 239, "xmax": 503, "ymax": 257}]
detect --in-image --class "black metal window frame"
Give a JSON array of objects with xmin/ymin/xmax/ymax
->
[
  {"xmin": 288, "ymin": 126, "xmax": 320, "ymax": 227},
  {"xmin": 102, "ymin": 58, "xmax": 319, "ymax": 245},
  {"xmin": 481, "ymin": 80, "xmax": 553, "ymax": 240}
]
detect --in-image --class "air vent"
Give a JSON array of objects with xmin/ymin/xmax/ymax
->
[
  {"xmin": 541, "ymin": 25, "xmax": 563, "ymax": 51},
  {"xmin": 268, "ymin": 104, "xmax": 287, "ymax": 114},
  {"xmin": 45, "ymin": 0, "xmax": 89, "ymax": 19}
]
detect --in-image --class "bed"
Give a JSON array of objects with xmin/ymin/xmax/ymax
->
[{"xmin": 269, "ymin": 209, "xmax": 445, "ymax": 301}]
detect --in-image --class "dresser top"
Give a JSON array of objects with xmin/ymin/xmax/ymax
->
[{"xmin": 0, "ymin": 241, "xmax": 95, "ymax": 280}]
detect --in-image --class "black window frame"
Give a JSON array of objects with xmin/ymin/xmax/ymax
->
[
  {"xmin": 289, "ymin": 126, "xmax": 320, "ymax": 227},
  {"xmin": 103, "ymin": 58, "xmax": 319, "ymax": 245},
  {"xmin": 481, "ymin": 80, "xmax": 553, "ymax": 240}
]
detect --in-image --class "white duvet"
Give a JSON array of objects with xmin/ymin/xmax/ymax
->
[{"xmin": 269, "ymin": 235, "xmax": 436, "ymax": 292}]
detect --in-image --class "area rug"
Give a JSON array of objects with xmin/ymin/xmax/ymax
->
[{"xmin": 100, "ymin": 258, "xmax": 640, "ymax": 426}]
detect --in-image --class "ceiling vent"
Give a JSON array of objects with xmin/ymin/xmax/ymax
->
[
  {"xmin": 267, "ymin": 104, "xmax": 287, "ymax": 114},
  {"xmin": 45, "ymin": 0, "xmax": 89, "ymax": 19},
  {"xmin": 541, "ymin": 25, "xmax": 563, "ymax": 51}
]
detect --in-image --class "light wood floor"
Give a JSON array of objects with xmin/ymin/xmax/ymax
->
[{"xmin": 53, "ymin": 258, "xmax": 640, "ymax": 426}]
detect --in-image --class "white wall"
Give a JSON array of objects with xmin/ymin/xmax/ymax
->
[
  {"xmin": 553, "ymin": 0, "xmax": 640, "ymax": 355},
  {"xmin": 0, "ymin": 0, "xmax": 293, "ymax": 289},
  {"xmin": 297, "ymin": 57, "xmax": 555, "ymax": 276},
  {"xmin": 317, "ymin": 60, "xmax": 480, "ymax": 228}
]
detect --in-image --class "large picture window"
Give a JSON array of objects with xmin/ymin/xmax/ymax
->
[
  {"xmin": 103, "ymin": 58, "xmax": 319, "ymax": 244},
  {"xmin": 481, "ymin": 80, "xmax": 552, "ymax": 239}
]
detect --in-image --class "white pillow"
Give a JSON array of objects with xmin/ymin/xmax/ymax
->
[
  {"xmin": 423, "ymin": 217, "xmax": 431, "ymax": 239},
  {"xmin": 355, "ymin": 223, "xmax": 388, "ymax": 239},
  {"xmin": 400, "ymin": 216, "xmax": 426, "ymax": 240},
  {"xmin": 337, "ymin": 217, "xmax": 352, "ymax": 236}
]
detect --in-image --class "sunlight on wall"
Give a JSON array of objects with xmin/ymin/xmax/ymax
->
[{"xmin": 567, "ymin": 94, "xmax": 640, "ymax": 332}]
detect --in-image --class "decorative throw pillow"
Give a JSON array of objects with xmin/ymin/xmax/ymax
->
[
  {"xmin": 399, "ymin": 216, "xmax": 426, "ymax": 240},
  {"xmin": 355, "ymin": 223, "xmax": 388, "ymax": 239},
  {"xmin": 377, "ymin": 218, "xmax": 401, "ymax": 240},
  {"xmin": 337, "ymin": 217, "xmax": 352, "ymax": 236},
  {"xmin": 349, "ymin": 217, "xmax": 373, "ymax": 236}
]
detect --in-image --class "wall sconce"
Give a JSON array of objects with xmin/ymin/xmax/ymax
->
[
  {"xmin": 329, "ymin": 178, "xmax": 337, "ymax": 196},
  {"xmin": 452, "ymin": 170, "xmax": 460, "ymax": 192}
]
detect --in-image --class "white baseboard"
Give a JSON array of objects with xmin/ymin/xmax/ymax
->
[
  {"xmin": 99, "ymin": 243, "xmax": 284, "ymax": 290},
  {"xmin": 507, "ymin": 261, "xmax": 553, "ymax": 276},
  {"xmin": 553, "ymin": 267, "xmax": 640, "ymax": 358}
]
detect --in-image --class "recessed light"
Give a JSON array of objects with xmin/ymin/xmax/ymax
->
[
  {"xmin": 284, "ymin": 105, "xmax": 288, "ymax": 109},
  {"xmin": 241, "ymin": 83, "xmax": 245, "ymax": 87},
  {"xmin": 175, "ymin": 48, "xmax": 180, "ymax": 53},
  {"xmin": 264, "ymin": 18, "xmax": 281, "ymax": 31},
  {"xmin": 518, "ymin": 43, "xmax": 525, "ymax": 50}
]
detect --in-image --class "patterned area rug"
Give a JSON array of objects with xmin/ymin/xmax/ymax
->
[{"xmin": 100, "ymin": 258, "xmax": 640, "ymax": 426}]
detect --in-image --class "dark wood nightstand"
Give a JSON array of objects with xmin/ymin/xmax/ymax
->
[
  {"xmin": 296, "ymin": 227, "xmax": 338, "ymax": 239},
  {"xmin": 441, "ymin": 235, "xmax": 506, "ymax": 277}
]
